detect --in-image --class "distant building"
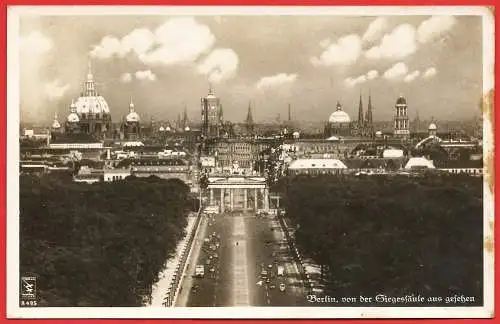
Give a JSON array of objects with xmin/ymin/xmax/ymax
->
[
  {"xmin": 324, "ymin": 94, "xmax": 375, "ymax": 138},
  {"xmin": 393, "ymin": 95, "xmax": 410, "ymax": 139},
  {"xmin": 64, "ymin": 62, "xmax": 112, "ymax": 139},
  {"xmin": 126, "ymin": 158, "xmax": 193, "ymax": 184},
  {"xmin": 404, "ymin": 157, "xmax": 435, "ymax": 169},
  {"xmin": 201, "ymin": 85, "xmax": 223, "ymax": 138},
  {"xmin": 324, "ymin": 102, "xmax": 352, "ymax": 137},
  {"xmin": 121, "ymin": 98, "xmax": 141, "ymax": 140},
  {"xmin": 214, "ymin": 139, "xmax": 260, "ymax": 169},
  {"xmin": 51, "ymin": 113, "xmax": 62, "ymax": 133},
  {"xmin": 428, "ymin": 121, "xmax": 437, "ymax": 137},
  {"xmin": 245, "ymin": 101, "xmax": 255, "ymax": 134},
  {"xmin": 287, "ymin": 158, "xmax": 348, "ymax": 175}
]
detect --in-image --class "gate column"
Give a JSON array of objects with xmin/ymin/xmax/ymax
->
[
  {"xmin": 243, "ymin": 188, "xmax": 248, "ymax": 210},
  {"xmin": 220, "ymin": 188, "xmax": 225, "ymax": 213}
]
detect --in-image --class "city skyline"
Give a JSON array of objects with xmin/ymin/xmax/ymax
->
[{"xmin": 17, "ymin": 8, "xmax": 485, "ymax": 124}]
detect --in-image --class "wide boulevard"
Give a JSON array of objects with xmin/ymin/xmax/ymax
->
[{"xmin": 176, "ymin": 211, "xmax": 309, "ymax": 306}]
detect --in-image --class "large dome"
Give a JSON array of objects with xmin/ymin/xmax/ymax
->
[
  {"xmin": 329, "ymin": 110, "xmax": 351, "ymax": 123},
  {"xmin": 428, "ymin": 122, "xmax": 437, "ymax": 130},
  {"xmin": 126, "ymin": 111, "xmax": 140, "ymax": 122},
  {"xmin": 73, "ymin": 62, "xmax": 110, "ymax": 117},
  {"xmin": 329, "ymin": 102, "xmax": 351, "ymax": 123},
  {"xmin": 74, "ymin": 95, "xmax": 110, "ymax": 115}
]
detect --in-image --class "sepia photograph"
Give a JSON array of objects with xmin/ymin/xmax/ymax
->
[{"xmin": 6, "ymin": 5, "xmax": 494, "ymax": 319}]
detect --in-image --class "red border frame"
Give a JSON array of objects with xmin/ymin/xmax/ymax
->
[{"xmin": 1, "ymin": 3, "xmax": 497, "ymax": 323}]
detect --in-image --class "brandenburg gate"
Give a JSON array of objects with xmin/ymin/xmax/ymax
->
[{"xmin": 207, "ymin": 175, "xmax": 269, "ymax": 212}]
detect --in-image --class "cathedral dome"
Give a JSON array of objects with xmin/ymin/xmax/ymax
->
[
  {"xmin": 428, "ymin": 122, "xmax": 437, "ymax": 130},
  {"xmin": 329, "ymin": 102, "xmax": 351, "ymax": 123},
  {"xmin": 74, "ymin": 62, "xmax": 110, "ymax": 117},
  {"xmin": 74, "ymin": 96, "xmax": 110, "ymax": 116}
]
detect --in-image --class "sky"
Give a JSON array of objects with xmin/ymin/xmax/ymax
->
[{"xmin": 17, "ymin": 9, "xmax": 485, "ymax": 125}]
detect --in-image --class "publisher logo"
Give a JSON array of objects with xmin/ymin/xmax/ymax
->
[{"xmin": 21, "ymin": 276, "xmax": 36, "ymax": 299}]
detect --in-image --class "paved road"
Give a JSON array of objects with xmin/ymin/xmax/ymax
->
[{"xmin": 178, "ymin": 211, "xmax": 308, "ymax": 307}]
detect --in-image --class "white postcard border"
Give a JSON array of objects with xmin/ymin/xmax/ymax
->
[{"xmin": 6, "ymin": 5, "xmax": 495, "ymax": 319}]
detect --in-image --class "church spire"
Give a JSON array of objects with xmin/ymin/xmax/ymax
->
[
  {"xmin": 182, "ymin": 104, "xmax": 189, "ymax": 129},
  {"xmin": 288, "ymin": 103, "xmax": 291, "ymax": 121},
  {"xmin": 129, "ymin": 97, "xmax": 135, "ymax": 112},
  {"xmin": 246, "ymin": 101, "xmax": 254, "ymax": 126},
  {"xmin": 70, "ymin": 99, "xmax": 76, "ymax": 113},
  {"xmin": 358, "ymin": 90, "xmax": 364, "ymax": 126},
  {"xmin": 176, "ymin": 113, "xmax": 182, "ymax": 131},
  {"xmin": 366, "ymin": 91, "xmax": 373, "ymax": 125},
  {"xmin": 84, "ymin": 60, "xmax": 96, "ymax": 96}
]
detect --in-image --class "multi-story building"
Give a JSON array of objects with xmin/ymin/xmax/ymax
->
[
  {"xmin": 201, "ymin": 86, "xmax": 223, "ymax": 138},
  {"xmin": 214, "ymin": 139, "xmax": 260, "ymax": 170},
  {"xmin": 393, "ymin": 95, "xmax": 410, "ymax": 139},
  {"xmin": 111, "ymin": 158, "xmax": 193, "ymax": 184}
]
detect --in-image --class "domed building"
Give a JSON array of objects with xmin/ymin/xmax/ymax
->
[
  {"xmin": 428, "ymin": 121, "xmax": 437, "ymax": 137},
  {"xmin": 324, "ymin": 102, "xmax": 353, "ymax": 137},
  {"xmin": 65, "ymin": 62, "xmax": 112, "ymax": 138},
  {"xmin": 65, "ymin": 100, "xmax": 81, "ymax": 133},
  {"xmin": 122, "ymin": 98, "xmax": 141, "ymax": 140},
  {"xmin": 51, "ymin": 112, "xmax": 62, "ymax": 133}
]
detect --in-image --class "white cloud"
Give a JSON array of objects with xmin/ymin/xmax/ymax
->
[
  {"xmin": 354, "ymin": 75, "xmax": 367, "ymax": 84},
  {"xmin": 417, "ymin": 16, "xmax": 457, "ymax": 44},
  {"xmin": 365, "ymin": 24, "xmax": 417, "ymax": 60},
  {"xmin": 90, "ymin": 17, "xmax": 215, "ymax": 66},
  {"xmin": 366, "ymin": 70, "xmax": 379, "ymax": 80},
  {"xmin": 197, "ymin": 48, "xmax": 239, "ymax": 84},
  {"xmin": 404, "ymin": 70, "xmax": 421, "ymax": 83},
  {"xmin": 121, "ymin": 28, "xmax": 155, "ymax": 56},
  {"xmin": 311, "ymin": 34, "xmax": 362, "ymax": 66},
  {"xmin": 319, "ymin": 38, "xmax": 331, "ymax": 48},
  {"xmin": 140, "ymin": 18, "xmax": 215, "ymax": 65},
  {"xmin": 44, "ymin": 80, "xmax": 70, "ymax": 100},
  {"xmin": 135, "ymin": 70, "xmax": 157, "ymax": 81},
  {"xmin": 345, "ymin": 70, "xmax": 379, "ymax": 88},
  {"xmin": 344, "ymin": 77, "xmax": 357, "ymax": 88},
  {"xmin": 20, "ymin": 30, "xmax": 53, "ymax": 55},
  {"xmin": 256, "ymin": 73, "xmax": 298, "ymax": 90},
  {"xmin": 383, "ymin": 62, "xmax": 408, "ymax": 79},
  {"xmin": 120, "ymin": 73, "xmax": 133, "ymax": 83},
  {"xmin": 423, "ymin": 67, "xmax": 437, "ymax": 78},
  {"xmin": 362, "ymin": 17, "xmax": 388, "ymax": 42},
  {"xmin": 90, "ymin": 36, "xmax": 126, "ymax": 59}
]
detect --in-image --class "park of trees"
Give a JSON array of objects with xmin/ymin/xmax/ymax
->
[
  {"xmin": 278, "ymin": 174, "xmax": 483, "ymax": 305},
  {"xmin": 20, "ymin": 174, "xmax": 191, "ymax": 306}
]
